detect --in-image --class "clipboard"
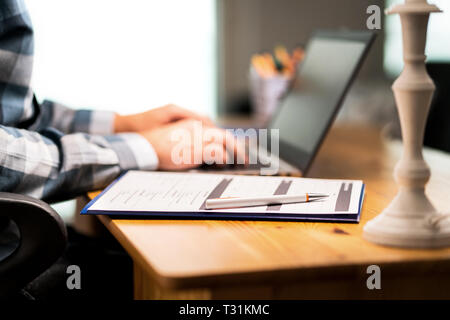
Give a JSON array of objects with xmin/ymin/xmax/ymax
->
[{"xmin": 81, "ymin": 171, "xmax": 365, "ymax": 223}]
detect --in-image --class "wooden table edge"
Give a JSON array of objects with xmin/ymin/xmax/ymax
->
[{"xmin": 96, "ymin": 214, "xmax": 450, "ymax": 290}]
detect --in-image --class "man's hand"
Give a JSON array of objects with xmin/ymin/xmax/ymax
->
[
  {"xmin": 140, "ymin": 119, "xmax": 247, "ymax": 170},
  {"xmin": 114, "ymin": 104, "xmax": 214, "ymax": 133}
]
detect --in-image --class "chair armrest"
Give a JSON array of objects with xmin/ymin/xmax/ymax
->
[{"xmin": 0, "ymin": 192, "xmax": 67, "ymax": 298}]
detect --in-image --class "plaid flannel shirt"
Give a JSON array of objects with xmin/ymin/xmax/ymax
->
[{"xmin": 0, "ymin": 0, "xmax": 158, "ymax": 201}]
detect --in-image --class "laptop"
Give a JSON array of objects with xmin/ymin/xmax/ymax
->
[{"xmin": 198, "ymin": 30, "xmax": 376, "ymax": 176}]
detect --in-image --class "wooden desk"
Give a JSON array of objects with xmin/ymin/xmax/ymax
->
[{"xmin": 87, "ymin": 125, "xmax": 450, "ymax": 299}]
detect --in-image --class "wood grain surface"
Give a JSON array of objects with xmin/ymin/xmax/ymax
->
[{"xmin": 87, "ymin": 124, "xmax": 450, "ymax": 298}]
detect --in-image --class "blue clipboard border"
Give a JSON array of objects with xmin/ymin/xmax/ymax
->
[
  {"xmin": 81, "ymin": 173, "xmax": 365, "ymax": 223},
  {"xmin": 81, "ymin": 171, "xmax": 129, "ymax": 214}
]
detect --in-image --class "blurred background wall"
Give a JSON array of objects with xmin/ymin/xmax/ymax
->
[
  {"xmin": 27, "ymin": 0, "xmax": 450, "ymax": 124},
  {"xmin": 218, "ymin": 0, "xmax": 450, "ymax": 128},
  {"xmin": 27, "ymin": 0, "xmax": 218, "ymax": 118},
  {"xmin": 218, "ymin": 0, "xmax": 386, "ymax": 115}
]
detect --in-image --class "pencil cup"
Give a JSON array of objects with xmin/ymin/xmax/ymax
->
[{"xmin": 249, "ymin": 67, "xmax": 292, "ymax": 124}]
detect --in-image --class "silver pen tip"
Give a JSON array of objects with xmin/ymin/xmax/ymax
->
[{"xmin": 308, "ymin": 193, "xmax": 329, "ymax": 199}]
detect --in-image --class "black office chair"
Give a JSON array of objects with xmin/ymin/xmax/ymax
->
[
  {"xmin": 0, "ymin": 192, "xmax": 67, "ymax": 299},
  {"xmin": 424, "ymin": 62, "xmax": 450, "ymax": 153}
]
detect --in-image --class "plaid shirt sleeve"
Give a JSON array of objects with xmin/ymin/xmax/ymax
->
[
  {"xmin": 0, "ymin": 0, "xmax": 158, "ymax": 200},
  {"xmin": 0, "ymin": 126, "xmax": 158, "ymax": 200},
  {"xmin": 31, "ymin": 99, "xmax": 117, "ymax": 136}
]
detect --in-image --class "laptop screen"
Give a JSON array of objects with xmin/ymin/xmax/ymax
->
[{"xmin": 269, "ymin": 31, "xmax": 375, "ymax": 173}]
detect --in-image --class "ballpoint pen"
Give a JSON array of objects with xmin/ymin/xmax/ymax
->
[{"xmin": 205, "ymin": 193, "xmax": 328, "ymax": 210}]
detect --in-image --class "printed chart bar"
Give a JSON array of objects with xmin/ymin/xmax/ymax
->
[
  {"xmin": 335, "ymin": 182, "xmax": 352, "ymax": 212},
  {"xmin": 267, "ymin": 180, "xmax": 292, "ymax": 211},
  {"xmin": 199, "ymin": 178, "xmax": 233, "ymax": 210}
]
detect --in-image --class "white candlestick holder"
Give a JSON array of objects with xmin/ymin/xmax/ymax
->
[{"xmin": 363, "ymin": 0, "xmax": 450, "ymax": 248}]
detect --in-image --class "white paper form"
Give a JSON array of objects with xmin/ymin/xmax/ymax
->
[{"xmin": 86, "ymin": 171, "xmax": 364, "ymax": 215}]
